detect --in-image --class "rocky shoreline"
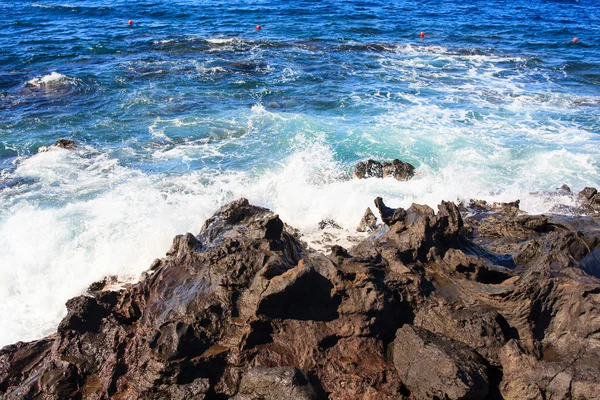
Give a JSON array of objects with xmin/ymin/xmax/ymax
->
[{"xmin": 1, "ymin": 187, "xmax": 600, "ymax": 398}]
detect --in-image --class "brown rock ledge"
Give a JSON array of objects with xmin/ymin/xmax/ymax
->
[{"xmin": 1, "ymin": 197, "xmax": 599, "ymax": 399}]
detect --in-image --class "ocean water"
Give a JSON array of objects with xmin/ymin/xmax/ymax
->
[{"xmin": 0, "ymin": 0, "xmax": 599, "ymax": 346}]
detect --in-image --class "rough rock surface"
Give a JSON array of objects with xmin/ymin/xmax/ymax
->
[
  {"xmin": 354, "ymin": 159, "xmax": 415, "ymax": 181},
  {"xmin": 393, "ymin": 325, "xmax": 490, "ymax": 399},
  {"xmin": 578, "ymin": 186, "xmax": 600, "ymax": 213},
  {"xmin": 356, "ymin": 207, "xmax": 378, "ymax": 232},
  {"xmin": 232, "ymin": 367, "xmax": 318, "ymax": 400},
  {"xmin": 1, "ymin": 196, "xmax": 600, "ymax": 399},
  {"xmin": 38, "ymin": 139, "xmax": 77, "ymax": 152}
]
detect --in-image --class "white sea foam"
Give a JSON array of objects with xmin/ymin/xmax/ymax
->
[
  {"xmin": 3, "ymin": 39, "xmax": 600, "ymax": 348},
  {"xmin": 205, "ymin": 38, "xmax": 237, "ymax": 44},
  {"xmin": 0, "ymin": 149, "xmax": 213, "ymax": 346},
  {"xmin": 197, "ymin": 66, "xmax": 228, "ymax": 75},
  {"xmin": 0, "ymin": 125, "xmax": 597, "ymax": 347},
  {"xmin": 26, "ymin": 72, "xmax": 73, "ymax": 87}
]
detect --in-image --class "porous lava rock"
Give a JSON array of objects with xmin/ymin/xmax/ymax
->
[
  {"xmin": 356, "ymin": 207, "xmax": 377, "ymax": 232},
  {"xmin": 1, "ymin": 196, "xmax": 600, "ymax": 399},
  {"xmin": 392, "ymin": 324, "xmax": 490, "ymax": 399},
  {"xmin": 353, "ymin": 159, "xmax": 415, "ymax": 181}
]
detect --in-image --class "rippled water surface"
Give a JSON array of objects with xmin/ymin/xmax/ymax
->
[{"xmin": 0, "ymin": 0, "xmax": 599, "ymax": 345}]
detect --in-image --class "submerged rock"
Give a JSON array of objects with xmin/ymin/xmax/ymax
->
[{"xmin": 1, "ymin": 196, "xmax": 600, "ymax": 399}]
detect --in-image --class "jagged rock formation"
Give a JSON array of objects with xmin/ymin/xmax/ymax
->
[
  {"xmin": 356, "ymin": 207, "xmax": 378, "ymax": 232},
  {"xmin": 579, "ymin": 187, "xmax": 600, "ymax": 213},
  {"xmin": 353, "ymin": 159, "xmax": 415, "ymax": 181},
  {"xmin": 1, "ymin": 197, "xmax": 600, "ymax": 399}
]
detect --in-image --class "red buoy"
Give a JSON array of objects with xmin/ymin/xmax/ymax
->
[
  {"xmin": 573, "ymin": 37, "xmax": 578, "ymax": 43},
  {"xmin": 256, "ymin": 25, "xmax": 261, "ymax": 31},
  {"xmin": 420, "ymin": 31, "xmax": 425, "ymax": 39},
  {"xmin": 128, "ymin": 20, "xmax": 133, "ymax": 25}
]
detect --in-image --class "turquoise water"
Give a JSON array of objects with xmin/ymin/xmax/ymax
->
[{"xmin": 0, "ymin": 0, "xmax": 599, "ymax": 346}]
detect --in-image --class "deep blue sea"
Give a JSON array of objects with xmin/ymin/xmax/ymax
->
[{"xmin": 1, "ymin": 0, "xmax": 599, "ymax": 346}]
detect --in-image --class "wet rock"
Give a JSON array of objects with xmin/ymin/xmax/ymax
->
[
  {"xmin": 318, "ymin": 218, "xmax": 342, "ymax": 230},
  {"xmin": 0, "ymin": 178, "xmax": 36, "ymax": 192},
  {"xmin": 284, "ymin": 223, "xmax": 302, "ymax": 239},
  {"xmin": 166, "ymin": 232, "xmax": 201, "ymax": 258},
  {"xmin": 356, "ymin": 207, "xmax": 377, "ymax": 232},
  {"xmin": 38, "ymin": 139, "xmax": 77, "ymax": 152},
  {"xmin": 382, "ymin": 159, "xmax": 416, "ymax": 181},
  {"xmin": 0, "ymin": 338, "xmax": 54, "ymax": 394},
  {"xmin": 57, "ymin": 296, "xmax": 109, "ymax": 333},
  {"xmin": 2, "ymin": 196, "xmax": 600, "ymax": 399},
  {"xmin": 354, "ymin": 159, "xmax": 415, "ymax": 181},
  {"xmin": 329, "ymin": 244, "xmax": 351, "ymax": 260},
  {"xmin": 392, "ymin": 325, "xmax": 490, "ymax": 400},
  {"xmin": 467, "ymin": 199, "xmax": 491, "ymax": 212},
  {"xmin": 491, "ymin": 200, "xmax": 521, "ymax": 216},
  {"xmin": 376, "ymin": 198, "xmax": 463, "ymax": 264},
  {"xmin": 374, "ymin": 197, "xmax": 406, "ymax": 226},
  {"xmin": 580, "ymin": 248, "xmax": 600, "ymax": 278},
  {"xmin": 354, "ymin": 159, "xmax": 383, "ymax": 179},
  {"xmin": 579, "ymin": 187, "xmax": 598, "ymax": 201},
  {"xmin": 87, "ymin": 275, "xmax": 119, "ymax": 293}
]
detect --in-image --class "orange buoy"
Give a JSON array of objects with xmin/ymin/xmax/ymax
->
[
  {"xmin": 572, "ymin": 37, "xmax": 578, "ymax": 43},
  {"xmin": 256, "ymin": 25, "xmax": 261, "ymax": 31},
  {"xmin": 420, "ymin": 31, "xmax": 425, "ymax": 39},
  {"xmin": 128, "ymin": 20, "xmax": 133, "ymax": 25}
]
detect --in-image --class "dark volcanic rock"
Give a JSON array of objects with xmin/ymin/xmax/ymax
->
[
  {"xmin": 233, "ymin": 367, "xmax": 318, "ymax": 400},
  {"xmin": 382, "ymin": 159, "xmax": 415, "ymax": 181},
  {"xmin": 579, "ymin": 187, "xmax": 598, "ymax": 201},
  {"xmin": 491, "ymin": 199, "xmax": 521, "ymax": 217},
  {"xmin": 38, "ymin": 139, "xmax": 77, "ymax": 152},
  {"xmin": 558, "ymin": 184, "xmax": 571, "ymax": 193},
  {"xmin": 393, "ymin": 324, "xmax": 490, "ymax": 399},
  {"xmin": 356, "ymin": 207, "xmax": 377, "ymax": 232},
  {"xmin": 373, "ymin": 196, "xmax": 406, "ymax": 226},
  {"xmin": 414, "ymin": 304, "xmax": 513, "ymax": 364},
  {"xmin": 580, "ymin": 248, "xmax": 600, "ymax": 278},
  {"xmin": 353, "ymin": 159, "xmax": 383, "ymax": 179},
  {"xmin": 577, "ymin": 186, "xmax": 600, "ymax": 213},
  {"xmin": 318, "ymin": 218, "xmax": 342, "ymax": 230},
  {"xmin": 354, "ymin": 159, "xmax": 415, "ymax": 181},
  {"xmin": 2, "ymin": 196, "xmax": 600, "ymax": 400}
]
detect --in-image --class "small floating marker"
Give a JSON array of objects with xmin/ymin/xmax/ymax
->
[
  {"xmin": 572, "ymin": 37, "xmax": 578, "ymax": 43},
  {"xmin": 255, "ymin": 25, "xmax": 261, "ymax": 31},
  {"xmin": 128, "ymin": 20, "xmax": 133, "ymax": 25},
  {"xmin": 420, "ymin": 31, "xmax": 425, "ymax": 39}
]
